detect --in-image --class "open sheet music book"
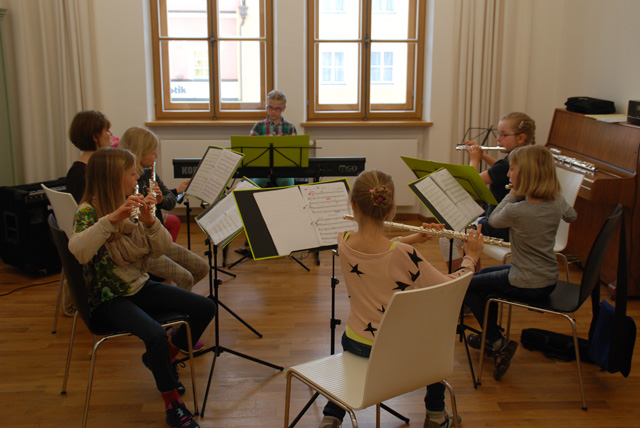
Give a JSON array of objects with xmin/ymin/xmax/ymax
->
[
  {"xmin": 233, "ymin": 179, "xmax": 354, "ymax": 259},
  {"xmin": 183, "ymin": 146, "xmax": 244, "ymax": 204},
  {"xmin": 409, "ymin": 168, "xmax": 484, "ymax": 231},
  {"xmin": 195, "ymin": 179, "xmax": 259, "ymax": 248}
]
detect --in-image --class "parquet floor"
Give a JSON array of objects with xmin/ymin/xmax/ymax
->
[{"xmin": 1, "ymin": 219, "xmax": 639, "ymax": 427}]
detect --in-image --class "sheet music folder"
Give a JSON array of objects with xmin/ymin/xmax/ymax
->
[
  {"xmin": 182, "ymin": 146, "xmax": 244, "ymax": 204},
  {"xmin": 408, "ymin": 168, "xmax": 485, "ymax": 232},
  {"xmin": 233, "ymin": 179, "xmax": 354, "ymax": 260},
  {"xmin": 230, "ymin": 135, "xmax": 310, "ymax": 168},
  {"xmin": 401, "ymin": 156, "xmax": 497, "ymax": 206}
]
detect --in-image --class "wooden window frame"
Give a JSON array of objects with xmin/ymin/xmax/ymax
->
[
  {"xmin": 307, "ymin": 0, "xmax": 426, "ymax": 121},
  {"xmin": 150, "ymin": 0, "xmax": 274, "ymax": 121}
]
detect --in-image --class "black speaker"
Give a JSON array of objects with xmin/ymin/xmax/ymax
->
[{"xmin": 0, "ymin": 178, "xmax": 66, "ymax": 274}]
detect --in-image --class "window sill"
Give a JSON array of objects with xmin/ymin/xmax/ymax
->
[
  {"xmin": 145, "ymin": 119, "xmax": 257, "ymax": 127},
  {"xmin": 301, "ymin": 120, "xmax": 433, "ymax": 128}
]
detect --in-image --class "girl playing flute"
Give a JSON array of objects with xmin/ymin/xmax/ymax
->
[
  {"xmin": 464, "ymin": 145, "xmax": 577, "ymax": 380},
  {"xmin": 319, "ymin": 169, "xmax": 484, "ymax": 428}
]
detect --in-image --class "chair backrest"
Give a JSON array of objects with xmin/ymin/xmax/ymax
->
[
  {"xmin": 42, "ymin": 184, "xmax": 78, "ymax": 238},
  {"xmin": 554, "ymin": 167, "xmax": 584, "ymax": 252},
  {"xmin": 361, "ymin": 272, "xmax": 473, "ymax": 407},
  {"xmin": 48, "ymin": 214, "xmax": 94, "ymax": 329},
  {"xmin": 577, "ymin": 204, "xmax": 623, "ymax": 305}
]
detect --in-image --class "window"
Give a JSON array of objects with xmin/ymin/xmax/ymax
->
[
  {"xmin": 307, "ymin": 0, "xmax": 426, "ymax": 120},
  {"xmin": 150, "ymin": 0, "xmax": 273, "ymax": 120}
]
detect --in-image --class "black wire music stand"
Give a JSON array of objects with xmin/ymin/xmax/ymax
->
[{"xmin": 176, "ymin": 239, "xmax": 283, "ymax": 416}]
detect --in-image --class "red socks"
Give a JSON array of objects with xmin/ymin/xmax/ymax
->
[{"xmin": 161, "ymin": 389, "xmax": 182, "ymax": 409}]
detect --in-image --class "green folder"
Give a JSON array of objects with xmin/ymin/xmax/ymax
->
[{"xmin": 401, "ymin": 156, "xmax": 497, "ymax": 206}]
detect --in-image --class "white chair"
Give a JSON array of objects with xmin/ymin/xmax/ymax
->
[
  {"xmin": 284, "ymin": 272, "xmax": 473, "ymax": 428},
  {"xmin": 42, "ymin": 184, "xmax": 78, "ymax": 333},
  {"xmin": 482, "ymin": 166, "xmax": 584, "ymax": 281}
]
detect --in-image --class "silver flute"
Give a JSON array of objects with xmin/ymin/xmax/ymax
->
[
  {"xmin": 456, "ymin": 145, "xmax": 505, "ymax": 151},
  {"xmin": 344, "ymin": 214, "xmax": 511, "ymax": 247},
  {"xmin": 130, "ymin": 184, "xmax": 141, "ymax": 223},
  {"xmin": 148, "ymin": 162, "xmax": 157, "ymax": 217}
]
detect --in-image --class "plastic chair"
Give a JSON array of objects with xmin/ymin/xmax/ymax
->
[
  {"xmin": 482, "ymin": 166, "xmax": 584, "ymax": 281},
  {"xmin": 284, "ymin": 272, "xmax": 473, "ymax": 428},
  {"xmin": 48, "ymin": 214, "xmax": 198, "ymax": 427},
  {"xmin": 41, "ymin": 183, "xmax": 78, "ymax": 333},
  {"xmin": 477, "ymin": 204, "xmax": 624, "ymax": 411}
]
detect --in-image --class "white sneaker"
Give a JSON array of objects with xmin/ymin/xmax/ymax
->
[{"xmin": 319, "ymin": 415, "xmax": 341, "ymax": 428}]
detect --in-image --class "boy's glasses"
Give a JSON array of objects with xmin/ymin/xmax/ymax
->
[{"xmin": 267, "ymin": 105, "xmax": 283, "ymax": 112}]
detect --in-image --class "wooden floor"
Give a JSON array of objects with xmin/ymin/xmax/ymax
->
[{"xmin": 2, "ymin": 220, "xmax": 640, "ymax": 428}]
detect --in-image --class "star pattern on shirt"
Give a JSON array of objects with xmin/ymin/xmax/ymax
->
[
  {"xmin": 377, "ymin": 305, "xmax": 386, "ymax": 314},
  {"xmin": 365, "ymin": 322, "xmax": 377, "ymax": 337},
  {"xmin": 394, "ymin": 281, "xmax": 411, "ymax": 291},
  {"xmin": 350, "ymin": 263, "xmax": 364, "ymax": 277},
  {"xmin": 408, "ymin": 249, "xmax": 423, "ymax": 268},
  {"xmin": 410, "ymin": 269, "xmax": 420, "ymax": 282}
]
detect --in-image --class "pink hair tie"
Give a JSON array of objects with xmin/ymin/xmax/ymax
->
[{"xmin": 369, "ymin": 189, "xmax": 374, "ymax": 193}]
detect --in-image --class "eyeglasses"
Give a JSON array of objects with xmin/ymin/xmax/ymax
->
[{"xmin": 266, "ymin": 105, "xmax": 283, "ymax": 112}]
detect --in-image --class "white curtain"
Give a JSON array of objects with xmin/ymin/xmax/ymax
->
[
  {"xmin": 451, "ymin": 0, "xmax": 533, "ymax": 163},
  {"xmin": 6, "ymin": 0, "xmax": 98, "ymax": 184}
]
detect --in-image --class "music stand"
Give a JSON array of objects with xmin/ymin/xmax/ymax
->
[
  {"xmin": 404, "ymin": 161, "xmax": 497, "ymax": 388},
  {"xmin": 230, "ymin": 135, "xmax": 310, "ymax": 188},
  {"xmin": 178, "ymin": 180, "xmax": 284, "ymax": 416}
]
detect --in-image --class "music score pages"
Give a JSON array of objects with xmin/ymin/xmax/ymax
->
[{"xmin": 253, "ymin": 181, "xmax": 354, "ymax": 256}]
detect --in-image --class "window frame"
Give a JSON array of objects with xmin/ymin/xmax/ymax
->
[
  {"xmin": 306, "ymin": 0, "xmax": 426, "ymax": 121},
  {"xmin": 149, "ymin": 0, "xmax": 274, "ymax": 121}
]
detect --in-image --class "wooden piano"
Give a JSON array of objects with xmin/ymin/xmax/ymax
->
[{"xmin": 546, "ymin": 108, "xmax": 640, "ymax": 296}]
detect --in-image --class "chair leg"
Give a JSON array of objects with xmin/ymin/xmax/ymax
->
[
  {"xmin": 61, "ymin": 310, "xmax": 78, "ymax": 394},
  {"xmin": 181, "ymin": 321, "xmax": 199, "ymax": 416},
  {"xmin": 441, "ymin": 379, "xmax": 460, "ymax": 428},
  {"xmin": 284, "ymin": 372, "xmax": 293, "ymax": 428},
  {"xmin": 375, "ymin": 403, "xmax": 380, "ymax": 427},
  {"xmin": 476, "ymin": 298, "xmax": 494, "ymax": 385},
  {"xmin": 52, "ymin": 270, "xmax": 65, "ymax": 334},
  {"xmin": 83, "ymin": 336, "xmax": 109, "ymax": 428},
  {"xmin": 561, "ymin": 313, "xmax": 588, "ymax": 410},
  {"xmin": 346, "ymin": 408, "xmax": 358, "ymax": 428}
]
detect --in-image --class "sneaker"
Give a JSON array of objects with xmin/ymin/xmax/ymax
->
[
  {"xmin": 425, "ymin": 408, "xmax": 461, "ymax": 428},
  {"xmin": 319, "ymin": 415, "xmax": 342, "ymax": 428},
  {"xmin": 179, "ymin": 340, "xmax": 205, "ymax": 354},
  {"xmin": 493, "ymin": 340, "xmax": 519, "ymax": 380},
  {"xmin": 467, "ymin": 334, "xmax": 501, "ymax": 356},
  {"xmin": 165, "ymin": 400, "xmax": 199, "ymax": 428}
]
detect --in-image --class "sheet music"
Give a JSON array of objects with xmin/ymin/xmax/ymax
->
[
  {"xmin": 186, "ymin": 147, "xmax": 243, "ymax": 204},
  {"xmin": 299, "ymin": 182, "xmax": 354, "ymax": 246},
  {"xmin": 413, "ymin": 169, "xmax": 483, "ymax": 231},
  {"xmin": 254, "ymin": 187, "xmax": 318, "ymax": 256},
  {"xmin": 196, "ymin": 180, "xmax": 258, "ymax": 246},
  {"xmin": 429, "ymin": 169, "xmax": 484, "ymax": 221}
]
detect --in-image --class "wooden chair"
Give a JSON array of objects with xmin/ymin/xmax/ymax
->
[
  {"xmin": 284, "ymin": 272, "xmax": 473, "ymax": 427},
  {"xmin": 482, "ymin": 166, "xmax": 584, "ymax": 281},
  {"xmin": 48, "ymin": 214, "xmax": 198, "ymax": 427},
  {"xmin": 477, "ymin": 204, "xmax": 623, "ymax": 410},
  {"xmin": 41, "ymin": 183, "xmax": 78, "ymax": 333}
]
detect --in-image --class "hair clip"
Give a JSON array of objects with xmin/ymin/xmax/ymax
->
[{"xmin": 369, "ymin": 189, "xmax": 374, "ymax": 193}]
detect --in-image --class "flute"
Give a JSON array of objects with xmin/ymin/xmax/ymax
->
[
  {"xmin": 343, "ymin": 214, "xmax": 511, "ymax": 247},
  {"xmin": 456, "ymin": 145, "xmax": 505, "ymax": 151},
  {"xmin": 505, "ymin": 184, "xmax": 513, "ymax": 190},
  {"xmin": 130, "ymin": 184, "xmax": 141, "ymax": 223},
  {"xmin": 148, "ymin": 162, "xmax": 157, "ymax": 216}
]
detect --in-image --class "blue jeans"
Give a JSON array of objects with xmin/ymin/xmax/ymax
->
[
  {"xmin": 464, "ymin": 265, "xmax": 555, "ymax": 342},
  {"xmin": 322, "ymin": 333, "xmax": 446, "ymax": 420},
  {"xmin": 91, "ymin": 280, "xmax": 216, "ymax": 392}
]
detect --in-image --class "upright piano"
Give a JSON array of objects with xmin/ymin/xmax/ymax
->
[{"xmin": 545, "ymin": 108, "xmax": 640, "ymax": 296}]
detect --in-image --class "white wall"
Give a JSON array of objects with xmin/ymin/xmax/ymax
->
[{"xmin": 3, "ymin": 0, "xmax": 638, "ymax": 210}]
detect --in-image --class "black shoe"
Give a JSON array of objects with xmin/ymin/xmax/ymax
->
[
  {"xmin": 493, "ymin": 340, "xmax": 518, "ymax": 380},
  {"xmin": 165, "ymin": 401, "xmax": 199, "ymax": 428},
  {"xmin": 467, "ymin": 334, "xmax": 495, "ymax": 356}
]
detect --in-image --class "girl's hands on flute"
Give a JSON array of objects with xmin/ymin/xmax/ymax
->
[
  {"xmin": 396, "ymin": 223, "xmax": 443, "ymax": 245},
  {"xmin": 109, "ymin": 194, "xmax": 145, "ymax": 224},
  {"xmin": 463, "ymin": 223, "xmax": 484, "ymax": 263}
]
